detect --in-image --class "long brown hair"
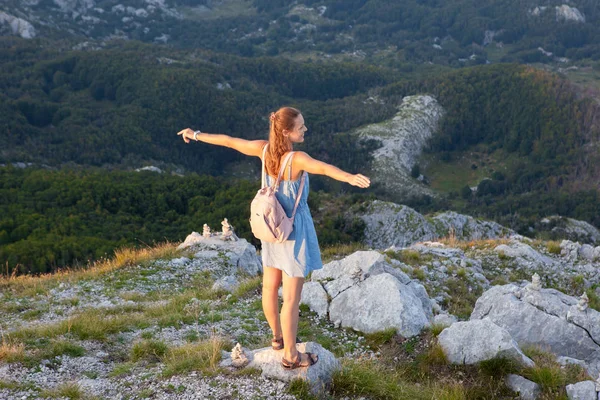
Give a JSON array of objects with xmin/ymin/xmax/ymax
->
[{"xmin": 266, "ymin": 106, "xmax": 300, "ymax": 177}]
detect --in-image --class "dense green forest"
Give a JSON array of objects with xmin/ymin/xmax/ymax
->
[
  {"xmin": 2, "ymin": 37, "xmax": 600, "ymax": 275},
  {"xmin": 0, "ymin": 166, "xmax": 366, "ymax": 275},
  {"xmin": 0, "ymin": 37, "xmax": 389, "ymax": 182}
]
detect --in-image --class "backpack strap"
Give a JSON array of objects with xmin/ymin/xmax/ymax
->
[
  {"xmin": 260, "ymin": 143, "xmax": 269, "ymax": 189},
  {"xmin": 275, "ymin": 152, "xmax": 306, "ymax": 220}
]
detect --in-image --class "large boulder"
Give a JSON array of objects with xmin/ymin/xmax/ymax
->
[
  {"xmin": 308, "ymin": 250, "xmax": 432, "ymax": 336},
  {"xmin": 221, "ymin": 342, "xmax": 339, "ymax": 395},
  {"xmin": 437, "ymin": 319, "xmax": 534, "ymax": 367},
  {"xmin": 471, "ymin": 284, "xmax": 600, "ymax": 376},
  {"xmin": 329, "ymin": 273, "xmax": 430, "ymax": 336}
]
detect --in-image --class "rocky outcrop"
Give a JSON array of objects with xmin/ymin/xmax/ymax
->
[
  {"xmin": 0, "ymin": 12, "xmax": 36, "ymax": 39},
  {"xmin": 470, "ymin": 284, "xmax": 600, "ymax": 376},
  {"xmin": 539, "ymin": 216, "xmax": 600, "ymax": 246},
  {"xmin": 304, "ymin": 251, "xmax": 432, "ymax": 336},
  {"xmin": 178, "ymin": 232, "xmax": 262, "ymax": 279},
  {"xmin": 438, "ymin": 319, "xmax": 535, "ymax": 367},
  {"xmin": 220, "ymin": 342, "xmax": 340, "ymax": 395},
  {"xmin": 555, "ymin": 5, "xmax": 586, "ymax": 23},
  {"xmin": 355, "ymin": 95, "xmax": 444, "ymax": 199},
  {"xmin": 358, "ymin": 200, "xmax": 513, "ymax": 249}
]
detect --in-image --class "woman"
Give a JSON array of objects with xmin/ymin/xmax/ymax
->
[{"xmin": 177, "ymin": 107, "xmax": 370, "ymax": 369}]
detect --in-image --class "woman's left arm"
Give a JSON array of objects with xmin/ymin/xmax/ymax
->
[{"xmin": 293, "ymin": 152, "xmax": 370, "ymax": 188}]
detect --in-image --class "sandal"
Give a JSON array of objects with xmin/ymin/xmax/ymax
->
[
  {"xmin": 281, "ymin": 352, "xmax": 318, "ymax": 370},
  {"xmin": 271, "ymin": 336, "xmax": 302, "ymax": 351}
]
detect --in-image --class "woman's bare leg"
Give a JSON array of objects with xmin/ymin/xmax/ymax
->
[
  {"xmin": 262, "ymin": 266, "xmax": 283, "ymax": 339},
  {"xmin": 281, "ymin": 273, "xmax": 305, "ymax": 361}
]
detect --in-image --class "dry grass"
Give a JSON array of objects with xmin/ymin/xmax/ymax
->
[
  {"xmin": 0, "ymin": 241, "xmax": 181, "ymax": 295},
  {"xmin": 0, "ymin": 333, "xmax": 25, "ymax": 363},
  {"xmin": 320, "ymin": 242, "xmax": 368, "ymax": 263},
  {"xmin": 437, "ymin": 236, "xmax": 511, "ymax": 251},
  {"xmin": 162, "ymin": 336, "xmax": 230, "ymax": 377}
]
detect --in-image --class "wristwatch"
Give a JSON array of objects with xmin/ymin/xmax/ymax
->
[{"xmin": 193, "ymin": 130, "xmax": 201, "ymax": 141}]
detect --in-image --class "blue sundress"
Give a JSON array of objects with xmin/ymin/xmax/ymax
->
[{"xmin": 261, "ymin": 166, "xmax": 323, "ymax": 278}]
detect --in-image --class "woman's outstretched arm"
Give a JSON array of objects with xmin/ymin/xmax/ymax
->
[
  {"xmin": 293, "ymin": 151, "xmax": 370, "ymax": 188},
  {"xmin": 177, "ymin": 128, "xmax": 267, "ymax": 157}
]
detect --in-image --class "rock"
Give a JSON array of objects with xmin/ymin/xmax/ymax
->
[
  {"xmin": 494, "ymin": 242, "xmax": 556, "ymax": 269},
  {"xmin": 433, "ymin": 313, "xmax": 457, "ymax": 328},
  {"xmin": 505, "ymin": 374, "xmax": 541, "ymax": 400},
  {"xmin": 555, "ymin": 5, "xmax": 586, "ymax": 23},
  {"xmin": 565, "ymin": 381, "xmax": 596, "ymax": 400},
  {"xmin": 438, "ymin": 319, "xmax": 534, "ymax": 367},
  {"xmin": 358, "ymin": 201, "xmax": 437, "ymax": 249},
  {"xmin": 300, "ymin": 282, "xmax": 329, "ymax": 318},
  {"xmin": 541, "ymin": 216, "xmax": 600, "ymax": 245},
  {"xmin": 471, "ymin": 284, "xmax": 600, "ymax": 376},
  {"xmin": 212, "ymin": 275, "xmax": 238, "ymax": 292},
  {"xmin": 355, "ymin": 95, "xmax": 444, "ymax": 199},
  {"xmin": 0, "ymin": 12, "xmax": 36, "ymax": 39},
  {"xmin": 329, "ymin": 273, "xmax": 430, "ymax": 336},
  {"xmin": 220, "ymin": 342, "xmax": 339, "ymax": 394},
  {"xmin": 579, "ymin": 245, "xmax": 597, "ymax": 262},
  {"xmin": 230, "ymin": 343, "xmax": 249, "ymax": 368},
  {"xmin": 179, "ymin": 232, "xmax": 262, "ymax": 276},
  {"xmin": 431, "ymin": 211, "xmax": 513, "ymax": 241}
]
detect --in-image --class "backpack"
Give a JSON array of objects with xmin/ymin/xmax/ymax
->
[{"xmin": 249, "ymin": 144, "xmax": 306, "ymax": 243}]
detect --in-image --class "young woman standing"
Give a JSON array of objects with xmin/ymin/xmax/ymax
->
[{"xmin": 177, "ymin": 106, "xmax": 370, "ymax": 369}]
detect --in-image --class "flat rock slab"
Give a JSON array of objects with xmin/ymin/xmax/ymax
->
[{"xmin": 221, "ymin": 342, "xmax": 340, "ymax": 394}]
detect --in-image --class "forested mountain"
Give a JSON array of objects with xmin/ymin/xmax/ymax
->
[
  {"xmin": 2, "ymin": 1, "xmax": 600, "ymax": 275},
  {"xmin": 2, "ymin": 0, "xmax": 600, "ymax": 66}
]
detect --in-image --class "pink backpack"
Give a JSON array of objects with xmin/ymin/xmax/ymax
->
[{"xmin": 249, "ymin": 144, "xmax": 306, "ymax": 243}]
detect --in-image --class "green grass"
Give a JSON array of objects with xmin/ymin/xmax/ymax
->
[
  {"xmin": 363, "ymin": 328, "xmax": 397, "ymax": 350},
  {"xmin": 162, "ymin": 337, "xmax": 230, "ymax": 377},
  {"xmin": 320, "ymin": 242, "xmax": 367, "ymax": 263},
  {"xmin": 108, "ymin": 362, "xmax": 134, "ymax": 377},
  {"xmin": 40, "ymin": 382, "xmax": 84, "ymax": 399},
  {"xmin": 130, "ymin": 339, "xmax": 168, "ymax": 362},
  {"xmin": 546, "ymin": 241, "xmax": 562, "ymax": 255},
  {"xmin": 441, "ymin": 278, "xmax": 483, "ymax": 320}
]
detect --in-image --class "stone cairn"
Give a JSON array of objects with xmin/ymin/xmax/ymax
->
[
  {"xmin": 202, "ymin": 224, "xmax": 211, "ymax": 238},
  {"xmin": 221, "ymin": 218, "xmax": 238, "ymax": 241}
]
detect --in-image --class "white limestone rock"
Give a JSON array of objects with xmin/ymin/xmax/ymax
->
[
  {"xmin": 329, "ymin": 273, "xmax": 430, "ymax": 336},
  {"xmin": 556, "ymin": 5, "xmax": 585, "ymax": 23},
  {"xmin": 494, "ymin": 242, "xmax": 557, "ymax": 269},
  {"xmin": 471, "ymin": 284, "xmax": 600, "ymax": 377},
  {"xmin": 300, "ymin": 282, "xmax": 329, "ymax": 318},
  {"xmin": 505, "ymin": 374, "xmax": 541, "ymax": 400},
  {"xmin": 565, "ymin": 380, "xmax": 596, "ymax": 400},
  {"xmin": 438, "ymin": 319, "xmax": 535, "ymax": 367},
  {"xmin": 220, "ymin": 342, "xmax": 339, "ymax": 395},
  {"xmin": 355, "ymin": 95, "xmax": 444, "ymax": 198},
  {"xmin": 0, "ymin": 12, "xmax": 36, "ymax": 39}
]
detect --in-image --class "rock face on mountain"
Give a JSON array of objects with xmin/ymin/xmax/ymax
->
[
  {"xmin": 470, "ymin": 284, "xmax": 600, "ymax": 377},
  {"xmin": 0, "ymin": 12, "xmax": 36, "ymax": 38},
  {"xmin": 538, "ymin": 216, "xmax": 600, "ymax": 245},
  {"xmin": 357, "ymin": 200, "xmax": 513, "ymax": 249},
  {"xmin": 355, "ymin": 95, "xmax": 444, "ymax": 199},
  {"xmin": 555, "ymin": 5, "xmax": 586, "ymax": 23}
]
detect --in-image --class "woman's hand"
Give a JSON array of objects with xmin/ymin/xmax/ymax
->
[
  {"xmin": 348, "ymin": 174, "xmax": 371, "ymax": 188},
  {"xmin": 177, "ymin": 128, "xmax": 195, "ymax": 144}
]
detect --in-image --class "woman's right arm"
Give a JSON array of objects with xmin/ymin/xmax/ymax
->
[
  {"xmin": 293, "ymin": 151, "xmax": 370, "ymax": 188},
  {"xmin": 177, "ymin": 128, "xmax": 267, "ymax": 157}
]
